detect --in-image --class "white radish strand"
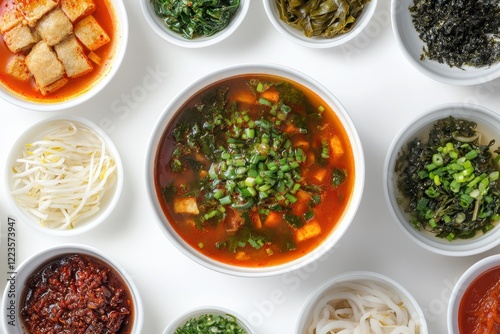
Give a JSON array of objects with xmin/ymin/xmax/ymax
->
[
  {"xmin": 307, "ymin": 281, "xmax": 418, "ymax": 334},
  {"xmin": 11, "ymin": 121, "xmax": 117, "ymax": 230}
]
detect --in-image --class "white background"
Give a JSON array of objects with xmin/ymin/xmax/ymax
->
[{"xmin": 2, "ymin": 0, "xmax": 500, "ymax": 333}]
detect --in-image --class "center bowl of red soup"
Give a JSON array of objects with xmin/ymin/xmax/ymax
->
[
  {"xmin": 146, "ymin": 64, "xmax": 365, "ymax": 277},
  {"xmin": 1, "ymin": 244, "xmax": 143, "ymax": 334},
  {"xmin": 448, "ymin": 254, "xmax": 500, "ymax": 334}
]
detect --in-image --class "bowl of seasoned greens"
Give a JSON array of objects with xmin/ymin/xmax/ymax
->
[
  {"xmin": 141, "ymin": 0, "xmax": 250, "ymax": 48},
  {"xmin": 263, "ymin": 0, "xmax": 377, "ymax": 48},
  {"xmin": 391, "ymin": 0, "xmax": 500, "ymax": 85},
  {"xmin": 384, "ymin": 103, "xmax": 500, "ymax": 256},
  {"xmin": 146, "ymin": 63, "xmax": 365, "ymax": 277},
  {"xmin": 162, "ymin": 306, "xmax": 254, "ymax": 333}
]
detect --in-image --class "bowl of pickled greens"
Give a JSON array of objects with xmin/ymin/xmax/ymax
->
[
  {"xmin": 384, "ymin": 103, "xmax": 500, "ymax": 256},
  {"xmin": 263, "ymin": 0, "xmax": 377, "ymax": 48},
  {"xmin": 141, "ymin": 0, "xmax": 250, "ymax": 48}
]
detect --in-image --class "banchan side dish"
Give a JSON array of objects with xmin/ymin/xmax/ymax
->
[
  {"xmin": 0, "ymin": 0, "xmax": 118, "ymax": 103},
  {"xmin": 154, "ymin": 73, "xmax": 356, "ymax": 268}
]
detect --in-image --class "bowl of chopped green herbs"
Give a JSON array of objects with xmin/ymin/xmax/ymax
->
[
  {"xmin": 163, "ymin": 306, "xmax": 254, "ymax": 334},
  {"xmin": 384, "ymin": 103, "xmax": 500, "ymax": 256},
  {"xmin": 263, "ymin": 0, "xmax": 377, "ymax": 48},
  {"xmin": 141, "ymin": 0, "xmax": 249, "ymax": 48},
  {"xmin": 392, "ymin": 0, "xmax": 500, "ymax": 85}
]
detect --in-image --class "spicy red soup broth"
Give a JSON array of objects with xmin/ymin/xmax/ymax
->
[
  {"xmin": 459, "ymin": 265, "xmax": 500, "ymax": 333},
  {"xmin": 154, "ymin": 74, "xmax": 356, "ymax": 267},
  {"xmin": 0, "ymin": 0, "xmax": 117, "ymax": 103}
]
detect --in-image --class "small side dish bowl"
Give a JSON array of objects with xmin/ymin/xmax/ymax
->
[
  {"xmin": 448, "ymin": 254, "xmax": 500, "ymax": 334},
  {"xmin": 296, "ymin": 271, "xmax": 428, "ymax": 333},
  {"xmin": 263, "ymin": 0, "xmax": 377, "ymax": 48},
  {"xmin": 0, "ymin": 0, "xmax": 129, "ymax": 111},
  {"xmin": 146, "ymin": 63, "xmax": 365, "ymax": 277},
  {"xmin": 163, "ymin": 306, "xmax": 254, "ymax": 334},
  {"xmin": 391, "ymin": 0, "xmax": 500, "ymax": 85},
  {"xmin": 1, "ymin": 243, "xmax": 143, "ymax": 334},
  {"xmin": 140, "ymin": 0, "xmax": 250, "ymax": 48},
  {"xmin": 5, "ymin": 115, "xmax": 123, "ymax": 236},
  {"xmin": 384, "ymin": 103, "xmax": 500, "ymax": 256}
]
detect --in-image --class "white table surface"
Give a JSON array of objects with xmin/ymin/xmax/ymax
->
[{"xmin": 2, "ymin": 1, "xmax": 500, "ymax": 333}]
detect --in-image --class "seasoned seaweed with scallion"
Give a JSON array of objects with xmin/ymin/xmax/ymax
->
[
  {"xmin": 275, "ymin": 0, "xmax": 371, "ymax": 38},
  {"xmin": 409, "ymin": 0, "xmax": 500, "ymax": 68},
  {"xmin": 395, "ymin": 117, "xmax": 500, "ymax": 241}
]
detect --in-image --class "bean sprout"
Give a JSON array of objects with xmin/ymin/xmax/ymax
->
[{"xmin": 11, "ymin": 121, "xmax": 117, "ymax": 230}]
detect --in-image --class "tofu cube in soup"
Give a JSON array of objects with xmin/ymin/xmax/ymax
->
[
  {"xmin": 0, "ymin": 4, "xmax": 23, "ymax": 34},
  {"xmin": 174, "ymin": 197, "xmax": 200, "ymax": 215},
  {"xmin": 25, "ymin": 41, "xmax": 66, "ymax": 89},
  {"xmin": 74, "ymin": 15, "xmax": 110, "ymax": 51},
  {"xmin": 6, "ymin": 54, "xmax": 31, "ymax": 81},
  {"xmin": 54, "ymin": 34, "xmax": 93, "ymax": 78},
  {"xmin": 35, "ymin": 8, "xmax": 73, "ymax": 46},
  {"xmin": 3, "ymin": 23, "xmax": 39, "ymax": 52},
  {"xmin": 16, "ymin": 0, "xmax": 58, "ymax": 27},
  {"xmin": 61, "ymin": 0, "xmax": 96, "ymax": 22}
]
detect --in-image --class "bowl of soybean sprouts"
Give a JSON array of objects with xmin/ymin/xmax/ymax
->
[
  {"xmin": 296, "ymin": 271, "xmax": 428, "ymax": 334},
  {"xmin": 6, "ymin": 116, "xmax": 123, "ymax": 236}
]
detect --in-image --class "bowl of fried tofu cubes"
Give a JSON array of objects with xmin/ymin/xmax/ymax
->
[{"xmin": 0, "ymin": 0, "xmax": 128, "ymax": 111}]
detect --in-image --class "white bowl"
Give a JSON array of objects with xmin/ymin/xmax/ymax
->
[
  {"xmin": 163, "ymin": 306, "xmax": 254, "ymax": 334},
  {"xmin": 384, "ymin": 103, "xmax": 500, "ymax": 256},
  {"xmin": 391, "ymin": 0, "xmax": 500, "ymax": 85},
  {"xmin": 0, "ymin": 0, "xmax": 129, "ymax": 111},
  {"xmin": 145, "ymin": 63, "xmax": 365, "ymax": 277},
  {"xmin": 296, "ymin": 271, "xmax": 428, "ymax": 333},
  {"xmin": 1, "ymin": 243, "xmax": 143, "ymax": 334},
  {"xmin": 140, "ymin": 0, "xmax": 250, "ymax": 48},
  {"xmin": 448, "ymin": 254, "xmax": 500, "ymax": 334},
  {"xmin": 5, "ymin": 115, "xmax": 123, "ymax": 236},
  {"xmin": 263, "ymin": 0, "xmax": 377, "ymax": 48}
]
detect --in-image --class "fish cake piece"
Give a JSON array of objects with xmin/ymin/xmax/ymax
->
[
  {"xmin": 16, "ymin": 0, "xmax": 58, "ymax": 27},
  {"xmin": 74, "ymin": 15, "xmax": 110, "ymax": 51},
  {"xmin": 25, "ymin": 41, "xmax": 65, "ymax": 88},
  {"xmin": 3, "ymin": 23, "xmax": 39, "ymax": 52},
  {"xmin": 35, "ymin": 7, "xmax": 73, "ymax": 46},
  {"xmin": 39, "ymin": 77, "xmax": 68, "ymax": 95},
  {"xmin": 6, "ymin": 54, "xmax": 31, "ymax": 81},
  {"xmin": 0, "ymin": 4, "xmax": 23, "ymax": 34},
  {"xmin": 60, "ymin": 0, "xmax": 96, "ymax": 22},
  {"xmin": 54, "ymin": 34, "xmax": 93, "ymax": 78}
]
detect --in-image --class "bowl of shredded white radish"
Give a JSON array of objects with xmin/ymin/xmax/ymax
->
[
  {"xmin": 296, "ymin": 271, "xmax": 428, "ymax": 334},
  {"xmin": 6, "ymin": 116, "xmax": 123, "ymax": 236}
]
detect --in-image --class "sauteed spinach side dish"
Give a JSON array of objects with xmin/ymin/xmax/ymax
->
[
  {"xmin": 152, "ymin": 0, "xmax": 240, "ymax": 39},
  {"xmin": 276, "ymin": 0, "xmax": 371, "ymax": 38},
  {"xmin": 409, "ymin": 0, "xmax": 500, "ymax": 68},
  {"xmin": 395, "ymin": 117, "xmax": 500, "ymax": 240}
]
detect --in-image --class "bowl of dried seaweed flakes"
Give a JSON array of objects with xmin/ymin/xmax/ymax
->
[{"xmin": 391, "ymin": 0, "xmax": 500, "ymax": 85}]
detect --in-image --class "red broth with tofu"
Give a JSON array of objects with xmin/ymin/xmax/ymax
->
[
  {"xmin": 0, "ymin": 0, "xmax": 116, "ymax": 103},
  {"xmin": 154, "ymin": 74, "xmax": 355, "ymax": 267},
  {"xmin": 459, "ymin": 265, "xmax": 500, "ymax": 333}
]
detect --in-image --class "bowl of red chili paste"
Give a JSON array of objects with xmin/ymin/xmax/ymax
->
[
  {"xmin": 146, "ymin": 63, "xmax": 365, "ymax": 277},
  {"xmin": 1, "ymin": 244, "xmax": 143, "ymax": 334},
  {"xmin": 448, "ymin": 254, "xmax": 500, "ymax": 333}
]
